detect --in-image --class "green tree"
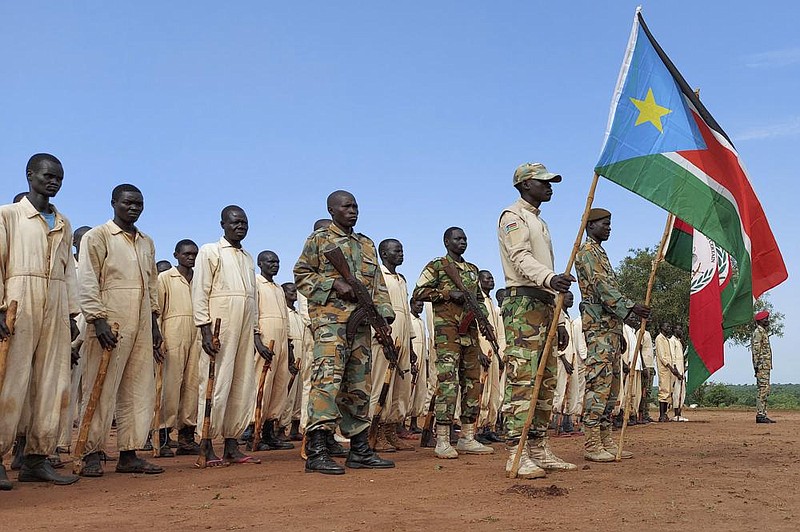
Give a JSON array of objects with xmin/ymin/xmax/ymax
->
[
  {"xmin": 615, "ymin": 246, "xmax": 690, "ymax": 329},
  {"xmin": 726, "ymin": 292, "xmax": 785, "ymax": 346},
  {"xmin": 703, "ymin": 383, "xmax": 737, "ymax": 407}
]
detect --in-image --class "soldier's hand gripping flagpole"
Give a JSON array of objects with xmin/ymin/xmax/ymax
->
[
  {"xmin": 614, "ymin": 213, "xmax": 674, "ymax": 460},
  {"xmin": 509, "ymin": 173, "xmax": 600, "ymax": 478}
]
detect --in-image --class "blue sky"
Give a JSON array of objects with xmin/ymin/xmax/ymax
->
[{"xmin": 2, "ymin": 2, "xmax": 795, "ymax": 384}]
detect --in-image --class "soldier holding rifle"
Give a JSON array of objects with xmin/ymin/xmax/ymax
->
[{"xmin": 293, "ymin": 190, "xmax": 396, "ymax": 475}]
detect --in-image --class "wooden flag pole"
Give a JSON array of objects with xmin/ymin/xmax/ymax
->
[
  {"xmin": 615, "ymin": 212, "xmax": 675, "ymax": 460},
  {"xmin": 509, "ymin": 173, "xmax": 600, "ymax": 478}
]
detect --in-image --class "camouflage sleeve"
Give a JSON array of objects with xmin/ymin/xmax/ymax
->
[
  {"xmin": 412, "ymin": 260, "xmax": 448, "ymax": 303},
  {"xmin": 585, "ymin": 246, "xmax": 634, "ymax": 320},
  {"xmin": 293, "ymin": 233, "xmax": 334, "ymax": 305},
  {"xmin": 752, "ymin": 327, "xmax": 763, "ymax": 369}
]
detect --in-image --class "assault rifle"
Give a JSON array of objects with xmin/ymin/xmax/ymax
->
[
  {"xmin": 442, "ymin": 260, "xmax": 503, "ymax": 370},
  {"xmin": 323, "ymin": 246, "xmax": 400, "ymax": 369}
]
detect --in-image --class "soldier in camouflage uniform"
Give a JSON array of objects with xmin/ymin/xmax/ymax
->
[
  {"xmin": 575, "ymin": 208, "xmax": 650, "ymax": 462},
  {"xmin": 412, "ymin": 227, "xmax": 494, "ymax": 459},
  {"xmin": 497, "ymin": 162, "xmax": 576, "ymax": 479},
  {"xmin": 293, "ymin": 190, "xmax": 396, "ymax": 475},
  {"xmin": 752, "ymin": 311, "xmax": 775, "ymax": 424}
]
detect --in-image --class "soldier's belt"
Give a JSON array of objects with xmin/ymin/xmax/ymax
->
[{"xmin": 504, "ymin": 286, "xmax": 554, "ymax": 305}]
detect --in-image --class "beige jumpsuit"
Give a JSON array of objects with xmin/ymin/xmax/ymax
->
[
  {"xmin": 670, "ymin": 336, "xmax": 686, "ymax": 409},
  {"xmin": 408, "ymin": 312, "xmax": 430, "ymax": 417},
  {"xmin": 78, "ymin": 220, "xmax": 159, "ymax": 454},
  {"xmin": 553, "ymin": 314, "xmax": 581, "ymax": 416},
  {"xmin": 279, "ymin": 306, "xmax": 312, "ymax": 429},
  {"xmin": 192, "ymin": 237, "xmax": 257, "ymax": 440},
  {"xmin": 655, "ymin": 333, "xmax": 674, "ymax": 404},
  {"xmin": 58, "ymin": 311, "xmax": 86, "ymax": 449},
  {"xmin": 254, "ymin": 276, "xmax": 290, "ymax": 422},
  {"xmin": 0, "ymin": 198, "xmax": 77, "ymax": 456},
  {"xmin": 158, "ymin": 267, "xmax": 200, "ymax": 431},
  {"xmin": 478, "ymin": 294, "xmax": 506, "ymax": 428},
  {"xmin": 369, "ymin": 265, "xmax": 414, "ymax": 424},
  {"xmin": 297, "ymin": 293, "xmax": 314, "ymax": 430}
]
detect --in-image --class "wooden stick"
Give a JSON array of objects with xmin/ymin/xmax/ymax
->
[
  {"xmin": 0, "ymin": 300, "xmax": 19, "ymax": 393},
  {"xmin": 615, "ymin": 212, "xmax": 675, "ymax": 460},
  {"xmin": 196, "ymin": 318, "xmax": 221, "ymax": 469},
  {"xmin": 152, "ymin": 353, "xmax": 164, "ymax": 458},
  {"xmin": 73, "ymin": 322, "xmax": 120, "ymax": 474},
  {"xmin": 509, "ymin": 173, "xmax": 600, "ymax": 478},
  {"xmin": 251, "ymin": 339, "xmax": 275, "ymax": 450}
]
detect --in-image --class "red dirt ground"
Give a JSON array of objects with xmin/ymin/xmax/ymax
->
[{"xmin": 2, "ymin": 409, "xmax": 798, "ymax": 531}]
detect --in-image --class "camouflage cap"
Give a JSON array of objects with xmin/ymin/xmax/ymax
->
[
  {"xmin": 587, "ymin": 208, "xmax": 612, "ymax": 222},
  {"xmin": 512, "ymin": 162, "xmax": 562, "ymax": 186}
]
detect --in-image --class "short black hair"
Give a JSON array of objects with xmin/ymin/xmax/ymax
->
[
  {"xmin": 257, "ymin": 250, "xmax": 278, "ymax": 262},
  {"xmin": 174, "ymin": 239, "xmax": 198, "ymax": 253},
  {"xmin": 378, "ymin": 238, "xmax": 401, "ymax": 256},
  {"xmin": 443, "ymin": 226, "xmax": 463, "ymax": 240},
  {"xmin": 26, "ymin": 153, "xmax": 61, "ymax": 174},
  {"xmin": 281, "ymin": 282, "xmax": 296, "ymax": 291},
  {"xmin": 313, "ymin": 218, "xmax": 332, "ymax": 231},
  {"xmin": 326, "ymin": 190, "xmax": 355, "ymax": 209},
  {"xmin": 221, "ymin": 204, "xmax": 245, "ymax": 222},
  {"xmin": 478, "ymin": 269, "xmax": 492, "ymax": 278},
  {"xmin": 112, "ymin": 183, "xmax": 142, "ymax": 201},
  {"xmin": 12, "ymin": 192, "xmax": 27, "ymax": 203}
]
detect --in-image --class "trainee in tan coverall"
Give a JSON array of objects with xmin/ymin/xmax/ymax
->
[
  {"xmin": 571, "ymin": 316, "xmax": 587, "ymax": 417},
  {"xmin": 553, "ymin": 314, "xmax": 581, "ymax": 416},
  {"xmin": 254, "ymin": 276, "xmax": 290, "ymax": 422},
  {"xmin": 618, "ymin": 323, "xmax": 642, "ymax": 416},
  {"xmin": 158, "ymin": 267, "xmax": 200, "ymax": 431},
  {"xmin": 0, "ymin": 198, "xmax": 77, "ymax": 457},
  {"xmin": 655, "ymin": 333, "xmax": 674, "ymax": 405},
  {"xmin": 78, "ymin": 220, "xmax": 159, "ymax": 454},
  {"xmin": 279, "ymin": 305, "xmax": 312, "ymax": 430},
  {"xmin": 408, "ymin": 312, "xmax": 430, "ymax": 417},
  {"xmin": 58, "ymin": 312, "xmax": 86, "ymax": 449},
  {"xmin": 670, "ymin": 336, "xmax": 686, "ymax": 409},
  {"xmin": 370, "ymin": 265, "xmax": 414, "ymax": 423},
  {"xmin": 297, "ymin": 292, "xmax": 314, "ymax": 430},
  {"xmin": 193, "ymin": 237, "xmax": 257, "ymax": 440},
  {"xmin": 478, "ymin": 294, "xmax": 506, "ymax": 428}
]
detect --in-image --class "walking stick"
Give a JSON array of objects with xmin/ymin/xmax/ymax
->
[
  {"xmin": 251, "ymin": 339, "xmax": 275, "ymax": 450},
  {"xmin": 73, "ymin": 322, "xmax": 120, "ymax": 474},
  {"xmin": 196, "ymin": 318, "xmax": 221, "ymax": 469},
  {"xmin": 152, "ymin": 348, "xmax": 164, "ymax": 458},
  {"xmin": 0, "ymin": 300, "xmax": 19, "ymax": 393},
  {"xmin": 615, "ymin": 213, "xmax": 674, "ymax": 460},
  {"xmin": 509, "ymin": 173, "xmax": 599, "ymax": 478}
]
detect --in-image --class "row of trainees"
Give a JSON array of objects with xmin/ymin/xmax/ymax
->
[{"xmin": 0, "ymin": 154, "xmax": 679, "ymax": 489}]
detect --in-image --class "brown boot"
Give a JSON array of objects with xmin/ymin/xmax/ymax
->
[
  {"xmin": 385, "ymin": 423, "xmax": 414, "ymax": 451},
  {"xmin": 373, "ymin": 423, "xmax": 396, "ymax": 453}
]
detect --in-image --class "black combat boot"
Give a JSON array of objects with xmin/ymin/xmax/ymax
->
[
  {"xmin": 289, "ymin": 420, "xmax": 303, "ymax": 442},
  {"xmin": 176, "ymin": 426, "xmax": 201, "ymax": 455},
  {"xmin": 345, "ymin": 429, "xmax": 395, "ymax": 469},
  {"xmin": 756, "ymin": 414, "xmax": 774, "ymax": 424},
  {"xmin": 264, "ymin": 420, "xmax": 294, "ymax": 450},
  {"xmin": 11, "ymin": 435, "xmax": 25, "ymax": 470},
  {"xmin": 658, "ymin": 402, "xmax": 669, "ymax": 422},
  {"xmin": 18, "ymin": 454, "xmax": 79, "ymax": 485},
  {"xmin": 305, "ymin": 430, "xmax": 345, "ymax": 475},
  {"xmin": 0, "ymin": 462, "xmax": 12, "ymax": 490},
  {"xmin": 158, "ymin": 428, "xmax": 175, "ymax": 457},
  {"xmin": 325, "ymin": 431, "xmax": 348, "ymax": 457},
  {"xmin": 239, "ymin": 423, "xmax": 255, "ymax": 445},
  {"xmin": 628, "ymin": 414, "xmax": 638, "ymax": 426}
]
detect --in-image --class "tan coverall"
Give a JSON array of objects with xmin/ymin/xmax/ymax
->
[
  {"xmin": 0, "ymin": 198, "xmax": 77, "ymax": 456},
  {"xmin": 297, "ymin": 293, "xmax": 314, "ymax": 430},
  {"xmin": 254, "ymin": 276, "xmax": 290, "ymax": 422},
  {"xmin": 78, "ymin": 220, "xmax": 159, "ymax": 454},
  {"xmin": 670, "ymin": 336, "xmax": 686, "ymax": 409},
  {"xmin": 279, "ymin": 306, "xmax": 312, "ymax": 430},
  {"xmin": 478, "ymin": 293, "xmax": 506, "ymax": 428},
  {"xmin": 408, "ymin": 312, "xmax": 430, "ymax": 417},
  {"xmin": 618, "ymin": 324, "xmax": 642, "ymax": 416},
  {"xmin": 192, "ymin": 237, "xmax": 257, "ymax": 440},
  {"xmin": 572, "ymin": 317, "xmax": 587, "ymax": 417},
  {"xmin": 369, "ymin": 265, "xmax": 414, "ymax": 423},
  {"xmin": 158, "ymin": 267, "xmax": 200, "ymax": 431},
  {"xmin": 58, "ymin": 312, "xmax": 86, "ymax": 449},
  {"xmin": 655, "ymin": 333, "xmax": 674, "ymax": 405},
  {"xmin": 553, "ymin": 314, "xmax": 581, "ymax": 416}
]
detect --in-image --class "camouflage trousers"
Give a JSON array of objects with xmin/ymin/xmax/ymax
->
[
  {"xmin": 582, "ymin": 327, "xmax": 621, "ymax": 430},
  {"xmin": 639, "ymin": 367, "xmax": 654, "ymax": 417},
  {"xmin": 433, "ymin": 327, "xmax": 482, "ymax": 426},
  {"xmin": 501, "ymin": 296, "xmax": 557, "ymax": 441},
  {"xmin": 755, "ymin": 367, "xmax": 771, "ymax": 416},
  {"xmin": 306, "ymin": 323, "xmax": 372, "ymax": 437}
]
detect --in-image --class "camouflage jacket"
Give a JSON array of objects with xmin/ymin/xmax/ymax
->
[
  {"xmin": 575, "ymin": 238, "xmax": 634, "ymax": 335},
  {"xmin": 293, "ymin": 223, "xmax": 394, "ymax": 327},
  {"xmin": 751, "ymin": 324, "xmax": 772, "ymax": 371},
  {"xmin": 412, "ymin": 255, "xmax": 487, "ymax": 344}
]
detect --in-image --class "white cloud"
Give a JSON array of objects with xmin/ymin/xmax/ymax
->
[
  {"xmin": 734, "ymin": 116, "xmax": 800, "ymax": 141},
  {"xmin": 743, "ymin": 47, "xmax": 800, "ymax": 68}
]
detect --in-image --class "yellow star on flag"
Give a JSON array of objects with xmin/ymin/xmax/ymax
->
[{"xmin": 630, "ymin": 88, "xmax": 672, "ymax": 132}]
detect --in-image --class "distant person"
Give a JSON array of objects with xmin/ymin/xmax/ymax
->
[
  {"xmin": 655, "ymin": 322, "xmax": 675, "ymax": 422},
  {"xmin": 670, "ymin": 325, "xmax": 687, "ymax": 422},
  {"xmin": 752, "ymin": 311, "xmax": 775, "ymax": 424},
  {"xmin": 156, "ymin": 260, "xmax": 172, "ymax": 274}
]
